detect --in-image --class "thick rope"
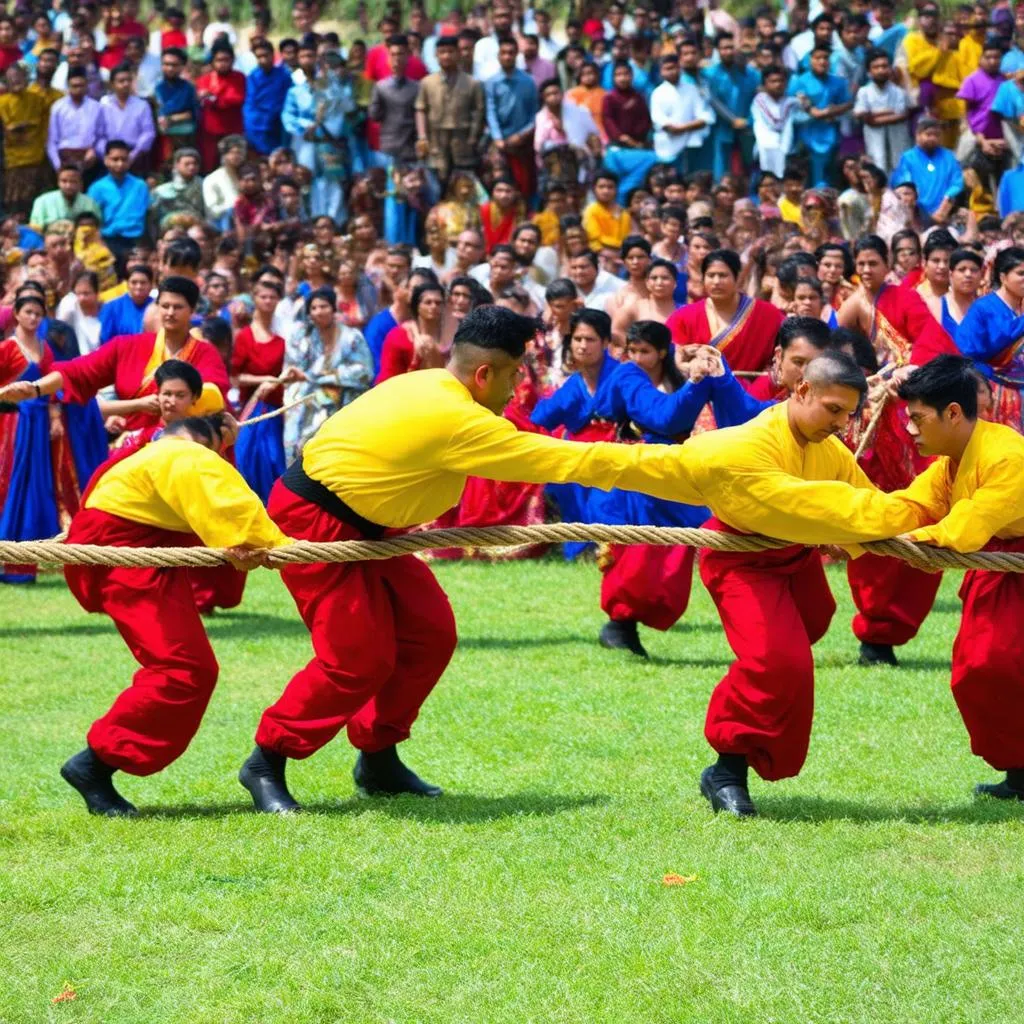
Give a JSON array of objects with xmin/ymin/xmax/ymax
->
[
  {"xmin": 2, "ymin": 524, "xmax": 1022, "ymax": 572},
  {"xmin": 854, "ymin": 391, "xmax": 889, "ymax": 461}
]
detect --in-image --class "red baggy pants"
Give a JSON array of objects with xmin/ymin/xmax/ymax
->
[
  {"xmin": 699, "ymin": 519, "xmax": 836, "ymax": 781},
  {"xmin": 951, "ymin": 538, "xmax": 1024, "ymax": 771},
  {"xmin": 254, "ymin": 482, "xmax": 458, "ymax": 759},
  {"xmin": 601, "ymin": 544, "xmax": 694, "ymax": 631},
  {"xmin": 847, "ymin": 552, "xmax": 941, "ymax": 646},
  {"xmin": 64, "ymin": 508, "xmax": 220, "ymax": 776},
  {"xmin": 189, "ymin": 565, "xmax": 247, "ymax": 614}
]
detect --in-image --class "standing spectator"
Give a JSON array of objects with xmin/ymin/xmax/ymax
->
[
  {"xmin": 751, "ymin": 66, "xmax": 797, "ymax": 178},
  {"xmin": 566, "ymin": 60, "xmax": 607, "ymax": 141},
  {"xmin": 87, "ymin": 139, "xmax": 151, "ymax": 272},
  {"xmin": 0, "ymin": 16, "xmax": 24, "ymax": 73},
  {"xmin": 650, "ymin": 52, "xmax": 714, "ymax": 175},
  {"xmin": 486, "ymin": 36, "xmax": 539, "ymax": 201},
  {"xmin": 47, "ymin": 67, "xmax": 104, "ymax": 178},
  {"xmin": 99, "ymin": 63, "xmax": 157, "ymax": 172},
  {"xmin": 415, "ymin": 35, "xmax": 485, "ymax": 185},
  {"xmin": 243, "ymin": 38, "xmax": 294, "ymax": 157},
  {"xmin": 706, "ymin": 33, "xmax": 760, "ymax": 179},
  {"xmin": 202, "ymin": 136, "xmax": 246, "ymax": 231},
  {"xmin": 282, "ymin": 42, "xmax": 317, "ymax": 172},
  {"xmin": 196, "ymin": 41, "xmax": 246, "ymax": 173},
  {"xmin": 29, "ymin": 48, "xmax": 64, "ymax": 121},
  {"xmin": 155, "ymin": 46, "xmax": 199, "ymax": 166},
  {"xmin": 151, "ymin": 148, "xmax": 206, "ymax": 231},
  {"xmin": 891, "ymin": 118, "xmax": 965, "ymax": 222},
  {"xmin": 957, "ymin": 38, "xmax": 1010, "ymax": 198},
  {"xmin": 855, "ymin": 48, "xmax": 912, "ymax": 176},
  {"xmin": 601, "ymin": 61, "xmax": 657, "ymax": 202},
  {"xmin": 904, "ymin": 4, "xmax": 965, "ymax": 150},
  {"xmin": 789, "ymin": 44, "xmax": 852, "ymax": 187},
  {"xmin": 475, "ymin": 5, "xmax": 515, "ymax": 80},
  {"xmin": 29, "ymin": 166, "xmax": 101, "ymax": 234},
  {"xmin": 518, "ymin": 34, "xmax": 556, "ymax": 89},
  {"xmin": 368, "ymin": 34, "xmax": 420, "ymax": 166},
  {"xmin": 0, "ymin": 65, "xmax": 48, "ymax": 217},
  {"xmin": 123, "ymin": 36, "xmax": 162, "ymax": 99}
]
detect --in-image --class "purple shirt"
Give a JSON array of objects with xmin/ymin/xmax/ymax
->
[
  {"xmin": 98, "ymin": 95, "xmax": 156, "ymax": 162},
  {"xmin": 958, "ymin": 68, "xmax": 1005, "ymax": 138},
  {"xmin": 47, "ymin": 95, "xmax": 104, "ymax": 170},
  {"xmin": 521, "ymin": 55, "xmax": 557, "ymax": 90}
]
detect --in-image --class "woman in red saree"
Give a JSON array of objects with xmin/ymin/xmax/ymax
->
[
  {"xmin": 837, "ymin": 235, "xmax": 958, "ymax": 665},
  {"xmin": 667, "ymin": 249, "xmax": 783, "ymax": 373},
  {"xmin": 479, "ymin": 178, "xmax": 524, "ymax": 253}
]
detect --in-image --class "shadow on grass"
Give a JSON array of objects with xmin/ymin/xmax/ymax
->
[
  {"xmin": 758, "ymin": 793, "xmax": 1024, "ymax": 825},
  {"xmin": 135, "ymin": 791, "xmax": 609, "ymax": 823}
]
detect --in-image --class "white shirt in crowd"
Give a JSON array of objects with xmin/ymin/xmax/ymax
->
[
  {"xmin": 55, "ymin": 293, "xmax": 101, "ymax": 356},
  {"xmin": 650, "ymin": 78, "xmax": 715, "ymax": 164},
  {"xmin": 854, "ymin": 79, "xmax": 912, "ymax": 175}
]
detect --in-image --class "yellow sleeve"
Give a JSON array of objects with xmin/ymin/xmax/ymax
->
[
  {"xmin": 933, "ymin": 50, "xmax": 963, "ymax": 90},
  {"xmin": 905, "ymin": 35, "xmax": 940, "ymax": 81},
  {"xmin": 888, "ymin": 460, "xmax": 952, "ymax": 525},
  {"xmin": 442, "ymin": 407, "xmax": 704, "ymax": 501},
  {"xmin": 908, "ymin": 456, "xmax": 1024, "ymax": 551},
  {"xmin": 724, "ymin": 469, "xmax": 932, "ymax": 545},
  {"xmin": 582, "ymin": 205, "xmax": 603, "ymax": 250},
  {"xmin": 156, "ymin": 449, "xmax": 290, "ymax": 549}
]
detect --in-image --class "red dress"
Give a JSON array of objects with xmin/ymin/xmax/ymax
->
[
  {"xmin": 667, "ymin": 296, "xmax": 783, "ymax": 372},
  {"xmin": 196, "ymin": 70, "xmax": 246, "ymax": 172},
  {"xmin": 231, "ymin": 327, "xmax": 285, "ymax": 410}
]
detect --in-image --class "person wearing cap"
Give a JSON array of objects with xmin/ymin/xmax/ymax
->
[{"xmin": 0, "ymin": 276, "xmax": 229, "ymax": 436}]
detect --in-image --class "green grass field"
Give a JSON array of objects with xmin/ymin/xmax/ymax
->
[{"xmin": 2, "ymin": 558, "xmax": 1022, "ymax": 1023}]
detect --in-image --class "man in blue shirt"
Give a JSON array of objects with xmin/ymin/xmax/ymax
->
[
  {"xmin": 86, "ymin": 138, "xmax": 150, "ymax": 274},
  {"xmin": 890, "ymin": 117, "xmax": 965, "ymax": 221},
  {"xmin": 999, "ymin": 157, "xmax": 1024, "ymax": 216},
  {"xmin": 789, "ymin": 44, "xmax": 852, "ymax": 187},
  {"xmin": 154, "ymin": 46, "xmax": 199, "ymax": 165},
  {"xmin": 99, "ymin": 264, "xmax": 155, "ymax": 343},
  {"xmin": 486, "ymin": 35, "xmax": 539, "ymax": 202},
  {"xmin": 705, "ymin": 33, "xmax": 760, "ymax": 180},
  {"xmin": 243, "ymin": 38, "xmax": 294, "ymax": 156}
]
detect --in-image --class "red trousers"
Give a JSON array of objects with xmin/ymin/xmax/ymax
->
[
  {"xmin": 64, "ymin": 509, "xmax": 219, "ymax": 776},
  {"xmin": 847, "ymin": 552, "xmax": 941, "ymax": 646},
  {"xmin": 700, "ymin": 520, "xmax": 836, "ymax": 781},
  {"xmin": 601, "ymin": 544, "xmax": 694, "ymax": 631},
  {"xmin": 951, "ymin": 537, "xmax": 1024, "ymax": 770},
  {"xmin": 504, "ymin": 141, "xmax": 536, "ymax": 204},
  {"xmin": 189, "ymin": 565, "xmax": 247, "ymax": 615},
  {"xmin": 255, "ymin": 482, "xmax": 458, "ymax": 759}
]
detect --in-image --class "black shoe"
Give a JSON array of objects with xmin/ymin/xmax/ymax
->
[
  {"xmin": 699, "ymin": 765, "xmax": 757, "ymax": 818},
  {"xmin": 858, "ymin": 642, "xmax": 898, "ymax": 667},
  {"xmin": 975, "ymin": 777, "xmax": 1024, "ymax": 801},
  {"xmin": 239, "ymin": 746, "xmax": 301, "ymax": 813},
  {"xmin": 599, "ymin": 619, "xmax": 649, "ymax": 658},
  {"xmin": 354, "ymin": 746, "xmax": 442, "ymax": 798},
  {"xmin": 60, "ymin": 748, "xmax": 137, "ymax": 817}
]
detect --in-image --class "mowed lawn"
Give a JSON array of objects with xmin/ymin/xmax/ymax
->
[{"xmin": 2, "ymin": 557, "xmax": 1023, "ymax": 1024}]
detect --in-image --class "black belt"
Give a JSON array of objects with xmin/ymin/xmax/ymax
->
[{"xmin": 281, "ymin": 458, "xmax": 386, "ymax": 540}]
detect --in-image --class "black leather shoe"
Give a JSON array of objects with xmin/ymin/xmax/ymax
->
[
  {"xmin": 60, "ymin": 748, "xmax": 137, "ymax": 817},
  {"xmin": 354, "ymin": 746, "xmax": 442, "ymax": 797},
  {"xmin": 858, "ymin": 642, "xmax": 898, "ymax": 666},
  {"xmin": 699, "ymin": 765, "xmax": 757, "ymax": 818},
  {"xmin": 599, "ymin": 619, "xmax": 649, "ymax": 658},
  {"xmin": 239, "ymin": 746, "xmax": 301, "ymax": 813},
  {"xmin": 975, "ymin": 778, "xmax": 1024, "ymax": 801}
]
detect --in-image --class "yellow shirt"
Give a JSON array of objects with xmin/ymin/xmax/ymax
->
[
  {"xmin": 893, "ymin": 419, "xmax": 1024, "ymax": 551},
  {"xmin": 958, "ymin": 33, "xmax": 982, "ymax": 77},
  {"xmin": 582, "ymin": 201, "xmax": 631, "ymax": 252},
  {"xmin": 300, "ymin": 369, "xmax": 691, "ymax": 529},
  {"xmin": 86, "ymin": 436, "xmax": 289, "ymax": 549},
  {"xmin": 27, "ymin": 82, "xmax": 63, "ymax": 120},
  {"xmin": 0, "ymin": 89, "xmax": 47, "ymax": 168},
  {"xmin": 904, "ymin": 31, "xmax": 964, "ymax": 121},
  {"xmin": 678, "ymin": 402, "xmax": 929, "ymax": 545},
  {"xmin": 778, "ymin": 196, "xmax": 803, "ymax": 227}
]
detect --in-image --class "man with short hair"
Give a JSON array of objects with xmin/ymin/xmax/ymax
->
[
  {"xmin": 155, "ymin": 46, "xmax": 199, "ymax": 165},
  {"xmin": 567, "ymin": 249, "xmax": 624, "ymax": 311},
  {"xmin": 28, "ymin": 47, "xmax": 63, "ymax": 119},
  {"xmin": 47, "ymin": 65, "xmax": 104, "ymax": 174},
  {"xmin": 415, "ymin": 34, "xmax": 485, "ymax": 184},
  {"xmin": 601, "ymin": 61, "xmax": 658, "ymax": 200},
  {"xmin": 705, "ymin": 33, "xmax": 760, "ymax": 179},
  {"xmin": 151, "ymin": 148, "xmax": 205, "ymax": 231},
  {"xmin": 237, "ymin": 305, "xmax": 702, "ymax": 813},
  {"xmin": 891, "ymin": 358, "xmax": 1024, "ymax": 800},
  {"xmin": 243, "ymin": 38, "xmax": 294, "ymax": 156},
  {"xmin": 890, "ymin": 117, "xmax": 965, "ymax": 221},
  {"xmin": 369, "ymin": 34, "xmax": 420, "ymax": 165},
  {"xmin": 30, "ymin": 166, "xmax": 102, "ymax": 233},
  {"xmin": 486, "ymin": 36, "xmax": 539, "ymax": 199},
  {"xmin": 789, "ymin": 43, "xmax": 852, "ymax": 187},
  {"xmin": 474, "ymin": 4, "xmax": 514, "ymax": 80},
  {"xmin": 98, "ymin": 263, "xmax": 154, "ymax": 343},
  {"xmin": 99, "ymin": 62, "xmax": 156, "ymax": 169},
  {"xmin": 87, "ymin": 139, "xmax": 151, "ymax": 273},
  {"xmin": 650, "ymin": 52, "xmax": 714, "ymax": 173}
]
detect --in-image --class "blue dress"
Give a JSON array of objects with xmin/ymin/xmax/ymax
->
[
  {"xmin": 956, "ymin": 291, "xmax": 1024, "ymax": 384},
  {"xmin": 0, "ymin": 344, "xmax": 106, "ymax": 583},
  {"xmin": 530, "ymin": 351, "xmax": 619, "ymax": 557}
]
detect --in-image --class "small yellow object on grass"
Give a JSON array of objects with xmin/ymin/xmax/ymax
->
[
  {"xmin": 662, "ymin": 873, "xmax": 698, "ymax": 886},
  {"xmin": 51, "ymin": 981, "xmax": 77, "ymax": 1003}
]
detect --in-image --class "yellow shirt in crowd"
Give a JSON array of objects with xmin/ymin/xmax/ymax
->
[
  {"xmin": 679, "ymin": 402, "xmax": 929, "ymax": 545},
  {"xmin": 301, "ymin": 369, "xmax": 691, "ymax": 529},
  {"xmin": 582, "ymin": 201, "xmax": 631, "ymax": 252},
  {"xmin": 893, "ymin": 419, "xmax": 1024, "ymax": 551},
  {"xmin": 86, "ymin": 436, "xmax": 289, "ymax": 549}
]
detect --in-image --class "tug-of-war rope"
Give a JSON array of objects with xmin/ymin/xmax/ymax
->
[{"xmin": 3, "ymin": 525, "xmax": 1021, "ymax": 573}]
